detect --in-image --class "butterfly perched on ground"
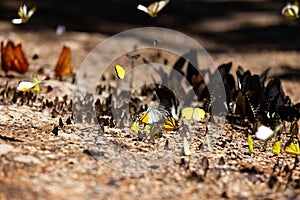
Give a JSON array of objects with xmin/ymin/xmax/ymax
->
[
  {"xmin": 1, "ymin": 41, "xmax": 29, "ymax": 74},
  {"xmin": 164, "ymin": 116, "xmax": 179, "ymax": 131},
  {"xmin": 181, "ymin": 107, "xmax": 205, "ymax": 121},
  {"xmin": 115, "ymin": 65, "xmax": 126, "ymax": 80},
  {"xmin": 255, "ymin": 123, "xmax": 284, "ymax": 141},
  {"xmin": 272, "ymin": 139, "xmax": 281, "ymax": 154},
  {"xmin": 17, "ymin": 80, "xmax": 41, "ymax": 92},
  {"xmin": 281, "ymin": 1, "xmax": 299, "ymax": 20},
  {"xmin": 54, "ymin": 46, "xmax": 72, "ymax": 77},
  {"xmin": 137, "ymin": 0, "xmax": 170, "ymax": 17},
  {"xmin": 12, "ymin": 3, "xmax": 37, "ymax": 24},
  {"xmin": 140, "ymin": 107, "xmax": 165, "ymax": 124},
  {"xmin": 284, "ymin": 137, "xmax": 300, "ymax": 155}
]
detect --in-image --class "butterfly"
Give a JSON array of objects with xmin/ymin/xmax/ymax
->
[
  {"xmin": 137, "ymin": 0, "xmax": 170, "ymax": 17},
  {"xmin": 155, "ymin": 85, "xmax": 181, "ymax": 121},
  {"xmin": 284, "ymin": 137, "xmax": 300, "ymax": 155},
  {"xmin": 255, "ymin": 123, "xmax": 284, "ymax": 141},
  {"xmin": 181, "ymin": 107, "xmax": 205, "ymax": 121},
  {"xmin": 282, "ymin": 1, "xmax": 299, "ymax": 20},
  {"xmin": 272, "ymin": 139, "xmax": 281, "ymax": 155},
  {"xmin": 248, "ymin": 133, "xmax": 254, "ymax": 153},
  {"xmin": 115, "ymin": 65, "xmax": 126, "ymax": 80},
  {"xmin": 17, "ymin": 81, "xmax": 40, "ymax": 92},
  {"xmin": 1, "ymin": 41, "xmax": 29, "ymax": 74},
  {"xmin": 183, "ymin": 136, "xmax": 192, "ymax": 156},
  {"xmin": 130, "ymin": 119, "xmax": 140, "ymax": 134},
  {"xmin": 12, "ymin": 3, "xmax": 37, "ymax": 24},
  {"xmin": 54, "ymin": 46, "xmax": 72, "ymax": 77},
  {"xmin": 140, "ymin": 107, "xmax": 165, "ymax": 124},
  {"xmin": 164, "ymin": 116, "xmax": 179, "ymax": 131}
]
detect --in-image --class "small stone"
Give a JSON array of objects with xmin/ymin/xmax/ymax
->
[
  {"xmin": 0, "ymin": 144, "xmax": 14, "ymax": 155},
  {"xmin": 14, "ymin": 155, "xmax": 41, "ymax": 164}
]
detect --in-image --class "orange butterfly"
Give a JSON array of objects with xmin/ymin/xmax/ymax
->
[
  {"xmin": 1, "ymin": 41, "xmax": 29, "ymax": 73},
  {"xmin": 54, "ymin": 46, "xmax": 72, "ymax": 77}
]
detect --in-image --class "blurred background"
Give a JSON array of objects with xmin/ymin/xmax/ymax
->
[{"xmin": 0, "ymin": 0, "xmax": 300, "ymax": 53}]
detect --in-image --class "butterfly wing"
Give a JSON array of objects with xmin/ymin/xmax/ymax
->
[
  {"xmin": 164, "ymin": 117, "xmax": 179, "ymax": 131},
  {"xmin": 284, "ymin": 138, "xmax": 300, "ymax": 155},
  {"xmin": 248, "ymin": 133, "xmax": 254, "ymax": 153},
  {"xmin": 181, "ymin": 107, "xmax": 193, "ymax": 120},
  {"xmin": 272, "ymin": 139, "xmax": 281, "ymax": 154},
  {"xmin": 137, "ymin": 4, "xmax": 149, "ymax": 14},
  {"xmin": 183, "ymin": 136, "xmax": 192, "ymax": 156},
  {"xmin": 17, "ymin": 81, "xmax": 37, "ymax": 92},
  {"xmin": 193, "ymin": 108, "xmax": 206, "ymax": 121},
  {"xmin": 14, "ymin": 44, "xmax": 29, "ymax": 73},
  {"xmin": 255, "ymin": 125, "xmax": 273, "ymax": 140},
  {"xmin": 130, "ymin": 120, "xmax": 139, "ymax": 134},
  {"xmin": 115, "ymin": 65, "xmax": 126, "ymax": 79},
  {"xmin": 54, "ymin": 46, "xmax": 72, "ymax": 77}
]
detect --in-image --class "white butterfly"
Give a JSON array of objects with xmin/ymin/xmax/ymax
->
[
  {"xmin": 140, "ymin": 107, "xmax": 166, "ymax": 124},
  {"xmin": 17, "ymin": 81, "xmax": 39, "ymax": 92},
  {"xmin": 255, "ymin": 123, "xmax": 284, "ymax": 141},
  {"xmin": 137, "ymin": 0, "xmax": 170, "ymax": 17},
  {"xmin": 12, "ymin": 3, "xmax": 37, "ymax": 24}
]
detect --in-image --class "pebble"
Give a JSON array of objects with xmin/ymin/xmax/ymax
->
[
  {"xmin": 58, "ymin": 131, "xmax": 81, "ymax": 140},
  {"xmin": 0, "ymin": 144, "xmax": 14, "ymax": 155},
  {"xmin": 14, "ymin": 155, "xmax": 41, "ymax": 164}
]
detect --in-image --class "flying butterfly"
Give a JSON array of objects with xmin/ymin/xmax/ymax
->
[
  {"xmin": 115, "ymin": 65, "xmax": 126, "ymax": 80},
  {"xmin": 12, "ymin": 3, "xmax": 37, "ymax": 24},
  {"xmin": 281, "ymin": 1, "xmax": 299, "ymax": 20},
  {"xmin": 54, "ymin": 46, "xmax": 72, "ymax": 77},
  {"xmin": 1, "ymin": 41, "xmax": 29, "ymax": 74},
  {"xmin": 181, "ymin": 107, "xmax": 205, "ymax": 121},
  {"xmin": 137, "ymin": 0, "xmax": 170, "ymax": 17}
]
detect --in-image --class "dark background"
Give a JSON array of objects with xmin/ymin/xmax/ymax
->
[{"xmin": 0, "ymin": 0, "xmax": 300, "ymax": 52}]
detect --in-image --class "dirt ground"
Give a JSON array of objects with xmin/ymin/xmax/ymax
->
[{"xmin": 0, "ymin": 0, "xmax": 300, "ymax": 199}]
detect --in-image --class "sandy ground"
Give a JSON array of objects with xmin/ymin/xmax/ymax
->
[{"xmin": 0, "ymin": 0, "xmax": 300, "ymax": 199}]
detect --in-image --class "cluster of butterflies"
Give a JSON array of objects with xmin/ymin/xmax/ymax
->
[
  {"xmin": 1, "ymin": 40, "xmax": 72, "ymax": 92},
  {"xmin": 114, "ymin": 49, "xmax": 300, "ymax": 156}
]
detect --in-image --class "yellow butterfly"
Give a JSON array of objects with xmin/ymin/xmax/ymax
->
[
  {"xmin": 181, "ymin": 107, "xmax": 205, "ymax": 121},
  {"xmin": 137, "ymin": 0, "xmax": 170, "ymax": 17},
  {"xmin": 248, "ymin": 133, "xmax": 254, "ymax": 153},
  {"xmin": 284, "ymin": 135, "xmax": 300, "ymax": 155},
  {"xmin": 281, "ymin": 1, "xmax": 299, "ymax": 20},
  {"xmin": 12, "ymin": 3, "xmax": 37, "ymax": 24},
  {"xmin": 272, "ymin": 139, "xmax": 281, "ymax": 154},
  {"xmin": 115, "ymin": 64, "xmax": 126, "ymax": 80},
  {"xmin": 164, "ymin": 117, "xmax": 179, "ymax": 131},
  {"xmin": 130, "ymin": 120, "xmax": 139, "ymax": 134}
]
